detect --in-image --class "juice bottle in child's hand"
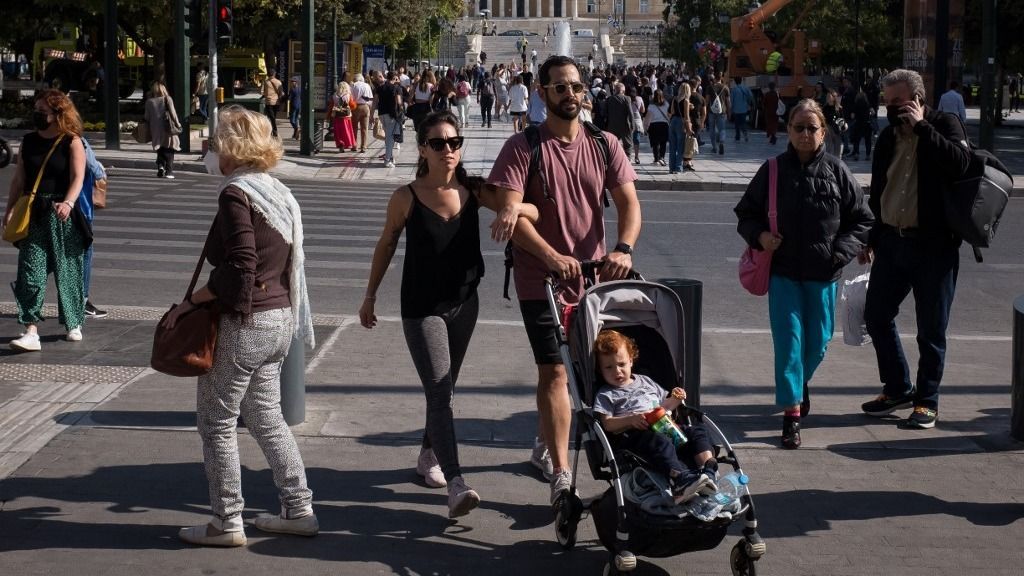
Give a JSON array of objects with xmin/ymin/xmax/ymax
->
[{"xmin": 644, "ymin": 407, "xmax": 688, "ymax": 446}]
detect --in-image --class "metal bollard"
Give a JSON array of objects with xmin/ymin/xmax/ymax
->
[
  {"xmin": 658, "ymin": 278, "xmax": 703, "ymax": 410},
  {"xmin": 280, "ymin": 335, "xmax": 306, "ymax": 426},
  {"xmin": 1012, "ymin": 296, "xmax": 1024, "ymax": 441}
]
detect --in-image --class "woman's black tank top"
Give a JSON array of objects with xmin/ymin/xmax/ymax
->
[{"xmin": 400, "ymin": 184, "xmax": 485, "ymax": 318}]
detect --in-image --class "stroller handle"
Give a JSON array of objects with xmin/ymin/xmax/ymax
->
[{"xmin": 544, "ymin": 259, "xmax": 641, "ymax": 289}]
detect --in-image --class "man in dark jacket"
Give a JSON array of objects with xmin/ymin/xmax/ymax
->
[
  {"xmin": 859, "ymin": 69, "xmax": 972, "ymax": 429},
  {"xmin": 604, "ymin": 82, "xmax": 635, "ymax": 159}
]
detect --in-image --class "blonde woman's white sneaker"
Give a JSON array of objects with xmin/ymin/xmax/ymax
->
[
  {"xmin": 66, "ymin": 327, "xmax": 83, "ymax": 342},
  {"xmin": 10, "ymin": 332, "xmax": 41, "ymax": 351}
]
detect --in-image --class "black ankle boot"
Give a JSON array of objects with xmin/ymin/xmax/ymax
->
[{"xmin": 782, "ymin": 416, "xmax": 801, "ymax": 449}]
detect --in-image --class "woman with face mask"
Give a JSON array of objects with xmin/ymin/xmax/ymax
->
[
  {"xmin": 174, "ymin": 105, "xmax": 318, "ymax": 546},
  {"xmin": 4, "ymin": 89, "xmax": 89, "ymax": 351},
  {"xmin": 143, "ymin": 81, "xmax": 182, "ymax": 178}
]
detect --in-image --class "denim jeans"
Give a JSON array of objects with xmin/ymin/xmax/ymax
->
[
  {"xmin": 83, "ymin": 244, "xmax": 93, "ymax": 300},
  {"xmin": 708, "ymin": 112, "xmax": 726, "ymax": 148},
  {"xmin": 198, "ymin": 94, "xmax": 209, "ymax": 120},
  {"xmin": 668, "ymin": 116, "xmax": 685, "ymax": 172},
  {"xmin": 382, "ymin": 114, "xmax": 398, "ymax": 163},
  {"xmin": 864, "ymin": 228, "xmax": 959, "ymax": 411},
  {"xmin": 732, "ymin": 112, "xmax": 749, "ymax": 140}
]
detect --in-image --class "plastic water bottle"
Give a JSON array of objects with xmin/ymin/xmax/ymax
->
[
  {"xmin": 644, "ymin": 407, "xmax": 687, "ymax": 446},
  {"xmin": 713, "ymin": 472, "xmax": 750, "ymax": 509}
]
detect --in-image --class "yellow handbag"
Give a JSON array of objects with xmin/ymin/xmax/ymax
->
[{"xmin": 4, "ymin": 134, "xmax": 65, "ymax": 244}]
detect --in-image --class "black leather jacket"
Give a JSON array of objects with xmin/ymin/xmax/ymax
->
[
  {"xmin": 868, "ymin": 106, "xmax": 972, "ymax": 248},
  {"xmin": 735, "ymin": 145, "xmax": 874, "ymax": 282}
]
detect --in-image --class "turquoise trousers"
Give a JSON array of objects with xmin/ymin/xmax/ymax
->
[{"xmin": 768, "ymin": 275, "xmax": 837, "ymax": 408}]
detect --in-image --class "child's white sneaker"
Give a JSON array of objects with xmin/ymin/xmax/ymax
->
[{"xmin": 530, "ymin": 437, "xmax": 553, "ymax": 480}]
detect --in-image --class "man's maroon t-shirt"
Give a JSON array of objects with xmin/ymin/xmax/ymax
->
[{"xmin": 487, "ymin": 123, "xmax": 637, "ymax": 303}]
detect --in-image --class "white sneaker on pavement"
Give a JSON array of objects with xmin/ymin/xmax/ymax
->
[
  {"xmin": 254, "ymin": 512, "xmax": 319, "ymax": 536},
  {"xmin": 416, "ymin": 447, "xmax": 447, "ymax": 488},
  {"xmin": 178, "ymin": 516, "xmax": 246, "ymax": 547},
  {"xmin": 385, "ymin": 161, "xmax": 395, "ymax": 168},
  {"xmin": 549, "ymin": 469, "xmax": 572, "ymax": 505},
  {"xmin": 447, "ymin": 476, "xmax": 480, "ymax": 518},
  {"xmin": 66, "ymin": 327, "xmax": 82, "ymax": 342},
  {"xmin": 10, "ymin": 332, "xmax": 41, "ymax": 351},
  {"xmin": 530, "ymin": 437, "xmax": 553, "ymax": 480}
]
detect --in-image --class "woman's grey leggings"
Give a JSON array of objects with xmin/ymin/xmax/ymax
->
[{"xmin": 401, "ymin": 292, "xmax": 479, "ymax": 482}]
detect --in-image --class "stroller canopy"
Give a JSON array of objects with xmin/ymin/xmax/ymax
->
[{"xmin": 569, "ymin": 280, "xmax": 687, "ymax": 404}]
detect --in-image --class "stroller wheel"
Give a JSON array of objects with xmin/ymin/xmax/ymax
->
[
  {"xmin": 730, "ymin": 540, "xmax": 758, "ymax": 576},
  {"xmin": 554, "ymin": 491, "xmax": 583, "ymax": 550}
]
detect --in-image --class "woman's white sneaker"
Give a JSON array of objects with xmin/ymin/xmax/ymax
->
[
  {"xmin": 447, "ymin": 476, "xmax": 480, "ymax": 518},
  {"xmin": 10, "ymin": 332, "xmax": 41, "ymax": 351},
  {"xmin": 416, "ymin": 448, "xmax": 447, "ymax": 488},
  {"xmin": 66, "ymin": 327, "xmax": 83, "ymax": 342}
]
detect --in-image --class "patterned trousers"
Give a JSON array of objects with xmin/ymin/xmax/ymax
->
[
  {"xmin": 196, "ymin": 308, "xmax": 313, "ymax": 520},
  {"xmin": 14, "ymin": 209, "xmax": 85, "ymax": 329}
]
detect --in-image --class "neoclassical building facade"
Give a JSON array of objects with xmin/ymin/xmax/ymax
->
[{"xmin": 464, "ymin": 0, "xmax": 670, "ymax": 23}]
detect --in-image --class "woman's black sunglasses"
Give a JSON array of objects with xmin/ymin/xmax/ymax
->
[{"xmin": 422, "ymin": 136, "xmax": 465, "ymax": 151}]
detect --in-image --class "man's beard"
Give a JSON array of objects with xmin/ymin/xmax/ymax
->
[{"xmin": 547, "ymin": 95, "xmax": 580, "ymax": 120}]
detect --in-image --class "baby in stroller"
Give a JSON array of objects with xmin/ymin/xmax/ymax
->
[{"xmin": 592, "ymin": 329, "xmax": 719, "ymax": 504}]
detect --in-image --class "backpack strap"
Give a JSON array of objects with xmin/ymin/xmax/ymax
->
[
  {"xmin": 581, "ymin": 121, "xmax": 612, "ymax": 207},
  {"xmin": 503, "ymin": 125, "xmax": 544, "ymax": 300}
]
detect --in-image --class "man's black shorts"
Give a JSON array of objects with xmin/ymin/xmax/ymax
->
[{"xmin": 519, "ymin": 299, "xmax": 562, "ymax": 365}]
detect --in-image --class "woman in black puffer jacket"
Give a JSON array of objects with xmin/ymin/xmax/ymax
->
[{"xmin": 734, "ymin": 98, "xmax": 874, "ymax": 449}]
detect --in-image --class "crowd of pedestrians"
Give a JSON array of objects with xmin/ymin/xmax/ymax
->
[{"xmin": 0, "ymin": 58, "xmax": 981, "ymax": 547}]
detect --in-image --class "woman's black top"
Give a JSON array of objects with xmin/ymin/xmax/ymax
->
[
  {"xmin": 400, "ymin": 185, "xmax": 484, "ymax": 318},
  {"xmin": 21, "ymin": 131, "xmax": 73, "ymax": 220}
]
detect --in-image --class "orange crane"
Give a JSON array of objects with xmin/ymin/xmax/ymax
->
[{"xmin": 727, "ymin": 0, "xmax": 823, "ymax": 99}]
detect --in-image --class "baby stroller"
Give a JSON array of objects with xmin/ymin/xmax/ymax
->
[{"xmin": 545, "ymin": 263, "xmax": 767, "ymax": 575}]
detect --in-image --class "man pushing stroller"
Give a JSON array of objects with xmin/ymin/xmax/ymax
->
[{"xmin": 593, "ymin": 330, "xmax": 719, "ymax": 503}]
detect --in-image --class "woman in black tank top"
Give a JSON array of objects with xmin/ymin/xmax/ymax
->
[{"xmin": 359, "ymin": 112, "xmax": 539, "ymax": 519}]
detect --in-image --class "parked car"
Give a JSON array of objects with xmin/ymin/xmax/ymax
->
[{"xmin": 573, "ymin": 29, "xmax": 595, "ymax": 37}]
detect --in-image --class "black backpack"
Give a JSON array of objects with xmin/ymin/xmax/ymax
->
[
  {"xmin": 502, "ymin": 121, "xmax": 612, "ymax": 299},
  {"xmin": 946, "ymin": 117, "xmax": 1013, "ymax": 262}
]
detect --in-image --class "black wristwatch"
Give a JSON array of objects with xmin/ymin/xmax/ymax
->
[{"xmin": 613, "ymin": 242, "xmax": 633, "ymax": 255}]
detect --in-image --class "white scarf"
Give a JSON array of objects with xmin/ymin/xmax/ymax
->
[{"xmin": 218, "ymin": 170, "xmax": 315, "ymax": 349}]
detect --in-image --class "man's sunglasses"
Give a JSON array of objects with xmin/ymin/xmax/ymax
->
[
  {"xmin": 421, "ymin": 136, "xmax": 465, "ymax": 151},
  {"xmin": 545, "ymin": 82, "xmax": 586, "ymax": 94}
]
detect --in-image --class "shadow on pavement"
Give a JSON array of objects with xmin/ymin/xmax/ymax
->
[{"xmin": 754, "ymin": 489, "xmax": 1024, "ymax": 539}]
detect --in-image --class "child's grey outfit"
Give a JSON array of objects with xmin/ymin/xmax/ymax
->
[{"xmin": 594, "ymin": 374, "xmax": 713, "ymax": 480}]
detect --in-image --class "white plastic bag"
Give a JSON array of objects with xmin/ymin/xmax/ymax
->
[{"xmin": 841, "ymin": 271, "xmax": 871, "ymax": 346}]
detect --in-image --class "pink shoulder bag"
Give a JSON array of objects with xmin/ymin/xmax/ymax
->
[{"xmin": 738, "ymin": 158, "xmax": 778, "ymax": 296}]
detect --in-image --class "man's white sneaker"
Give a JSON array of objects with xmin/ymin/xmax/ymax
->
[
  {"xmin": 66, "ymin": 327, "xmax": 83, "ymax": 342},
  {"xmin": 10, "ymin": 332, "xmax": 41, "ymax": 351},
  {"xmin": 447, "ymin": 476, "xmax": 481, "ymax": 518},
  {"xmin": 254, "ymin": 513, "xmax": 319, "ymax": 536},
  {"xmin": 385, "ymin": 161, "xmax": 396, "ymax": 168},
  {"xmin": 416, "ymin": 447, "xmax": 447, "ymax": 488},
  {"xmin": 530, "ymin": 438, "xmax": 554, "ymax": 480},
  {"xmin": 549, "ymin": 469, "xmax": 572, "ymax": 505}
]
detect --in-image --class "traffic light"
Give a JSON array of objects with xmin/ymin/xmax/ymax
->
[
  {"xmin": 217, "ymin": 0, "xmax": 233, "ymax": 44},
  {"xmin": 185, "ymin": 0, "xmax": 203, "ymax": 45}
]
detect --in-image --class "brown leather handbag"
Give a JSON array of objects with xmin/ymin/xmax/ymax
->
[{"xmin": 151, "ymin": 222, "xmax": 219, "ymax": 377}]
